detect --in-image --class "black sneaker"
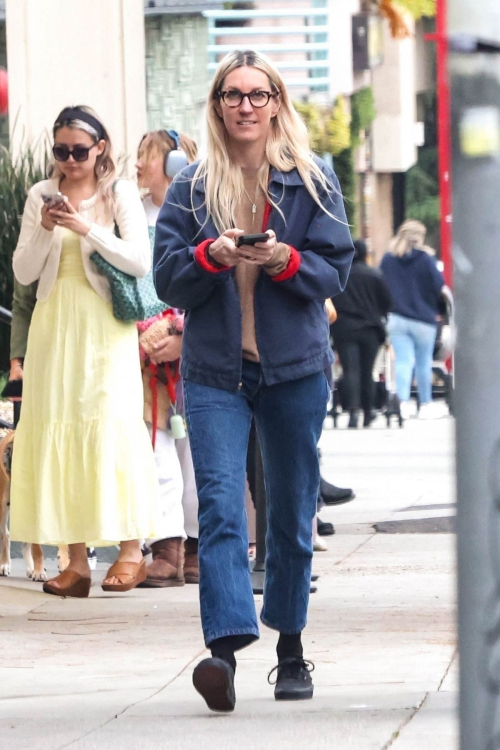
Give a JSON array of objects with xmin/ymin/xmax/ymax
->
[
  {"xmin": 192, "ymin": 657, "xmax": 236, "ymax": 712},
  {"xmin": 320, "ymin": 478, "xmax": 355, "ymax": 506},
  {"xmin": 317, "ymin": 518, "xmax": 335, "ymax": 536},
  {"xmin": 268, "ymin": 657, "xmax": 315, "ymax": 701}
]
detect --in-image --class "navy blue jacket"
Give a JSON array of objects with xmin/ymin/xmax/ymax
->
[
  {"xmin": 380, "ymin": 248, "xmax": 444, "ymax": 326},
  {"xmin": 153, "ymin": 160, "xmax": 354, "ymax": 391}
]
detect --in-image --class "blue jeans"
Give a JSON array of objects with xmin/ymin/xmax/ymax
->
[
  {"xmin": 387, "ymin": 314, "xmax": 437, "ymax": 404},
  {"xmin": 183, "ymin": 360, "xmax": 328, "ymax": 647}
]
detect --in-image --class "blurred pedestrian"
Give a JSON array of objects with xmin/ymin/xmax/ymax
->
[
  {"xmin": 135, "ymin": 129, "xmax": 200, "ymax": 587},
  {"xmin": 154, "ymin": 50, "xmax": 354, "ymax": 712},
  {"xmin": 332, "ymin": 239, "xmax": 391, "ymax": 428},
  {"xmin": 10, "ymin": 105, "xmax": 165, "ymax": 597},
  {"xmin": 380, "ymin": 220, "xmax": 445, "ymax": 420}
]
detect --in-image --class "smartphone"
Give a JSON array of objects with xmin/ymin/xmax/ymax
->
[
  {"xmin": 236, "ymin": 233, "xmax": 269, "ymax": 247},
  {"xmin": 41, "ymin": 192, "xmax": 68, "ymax": 211}
]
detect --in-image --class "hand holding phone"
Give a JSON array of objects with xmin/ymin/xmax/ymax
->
[
  {"xmin": 42, "ymin": 192, "xmax": 68, "ymax": 211},
  {"xmin": 236, "ymin": 230, "xmax": 277, "ymax": 266}
]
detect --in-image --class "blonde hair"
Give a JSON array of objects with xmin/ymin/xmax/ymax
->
[
  {"xmin": 191, "ymin": 50, "xmax": 339, "ymax": 234},
  {"xmin": 50, "ymin": 105, "xmax": 116, "ymax": 213},
  {"xmin": 389, "ymin": 220, "xmax": 427, "ymax": 257},
  {"xmin": 138, "ymin": 130, "xmax": 198, "ymax": 168}
]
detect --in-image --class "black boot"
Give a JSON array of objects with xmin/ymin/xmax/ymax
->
[
  {"xmin": 348, "ymin": 409, "xmax": 359, "ymax": 428},
  {"xmin": 320, "ymin": 478, "xmax": 355, "ymax": 506},
  {"xmin": 363, "ymin": 409, "xmax": 377, "ymax": 428}
]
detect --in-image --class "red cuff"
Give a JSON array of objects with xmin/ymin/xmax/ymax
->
[
  {"xmin": 194, "ymin": 239, "xmax": 230, "ymax": 274},
  {"xmin": 271, "ymin": 246, "xmax": 301, "ymax": 283}
]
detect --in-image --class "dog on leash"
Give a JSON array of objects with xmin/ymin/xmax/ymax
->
[{"xmin": 0, "ymin": 430, "xmax": 69, "ymax": 580}]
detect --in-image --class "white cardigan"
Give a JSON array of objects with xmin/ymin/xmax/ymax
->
[{"xmin": 12, "ymin": 178, "xmax": 151, "ymax": 302}]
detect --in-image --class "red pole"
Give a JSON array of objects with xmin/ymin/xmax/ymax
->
[{"xmin": 427, "ymin": 0, "xmax": 453, "ymax": 287}]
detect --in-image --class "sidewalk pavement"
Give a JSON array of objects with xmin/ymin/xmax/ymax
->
[{"xmin": 0, "ymin": 414, "xmax": 457, "ymax": 750}]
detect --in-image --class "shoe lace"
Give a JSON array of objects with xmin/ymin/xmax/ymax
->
[{"xmin": 267, "ymin": 657, "xmax": 315, "ymax": 685}]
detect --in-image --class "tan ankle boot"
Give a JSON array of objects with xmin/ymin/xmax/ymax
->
[
  {"xmin": 184, "ymin": 538, "xmax": 199, "ymax": 584},
  {"xmin": 139, "ymin": 538, "xmax": 185, "ymax": 588}
]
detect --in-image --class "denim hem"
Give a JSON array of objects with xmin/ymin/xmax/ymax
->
[
  {"xmin": 204, "ymin": 627, "xmax": 260, "ymax": 646},
  {"xmin": 260, "ymin": 613, "xmax": 306, "ymax": 634}
]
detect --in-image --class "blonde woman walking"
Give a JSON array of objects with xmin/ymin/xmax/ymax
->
[
  {"xmin": 10, "ymin": 106, "xmax": 165, "ymax": 597},
  {"xmin": 380, "ymin": 220, "xmax": 445, "ymax": 420},
  {"xmin": 135, "ymin": 129, "xmax": 200, "ymax": 587},
  {"xmin": 154, "ymin": 51, "xmax": 354, "ymax": 711}
]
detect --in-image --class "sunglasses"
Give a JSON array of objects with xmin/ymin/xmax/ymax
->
[{"xmin": 52, "ymin": 143, "xmax": 98, "ymax": 162}]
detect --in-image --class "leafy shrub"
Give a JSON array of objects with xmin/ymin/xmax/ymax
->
[{"xmin": 0, "ymin": 143, "xmax": 48, "ymax": 371}]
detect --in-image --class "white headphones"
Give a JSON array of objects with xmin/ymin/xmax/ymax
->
[{"xmin": 164, "ymin": 129, "xmax": 188, "ymax": 178}]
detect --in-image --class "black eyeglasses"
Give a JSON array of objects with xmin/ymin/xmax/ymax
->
[
  {"xmin": 52, "ymin": 143, "xmax": 98, "ymax": 162},
  {"xmin": 217, "ymin": 89, "xmax": 278, "ymax": 108}
]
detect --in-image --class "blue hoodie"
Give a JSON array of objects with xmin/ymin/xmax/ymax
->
[
  {"xmin": 153, "ymin": 160, "xmax": 354, "ymax": 392},
  {"xmin": 380, "ymin": 248, "xmax": 444, "ymax": 326}
]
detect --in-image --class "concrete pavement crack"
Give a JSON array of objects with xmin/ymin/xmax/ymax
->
[
  {"xmin": 334, "ymin": 535, "xmax": 373, "ymax": 565},
  {"xmin": 438, "ymin": 648, "xmax": 457, "ymax": 691},
  {"xmin": 57, "ymin": 647, "xmax": 207, "ymax": 750},
  {"xmin": 380, "ymin": 692, "xmax": 429, "ymax": 749}
]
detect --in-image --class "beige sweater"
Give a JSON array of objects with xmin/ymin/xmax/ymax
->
[
  {"xmin": 234, "ymin": 196, "xmax": 290, "ymax": 361},
  {"xmin": 13, "ymin": 178, "xmax": 151, "ymax": 301}
]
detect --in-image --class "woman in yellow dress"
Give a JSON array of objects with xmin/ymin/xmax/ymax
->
[{"xmin": 10, "ymin": 105, "xmax": 165, "ymax": 597}]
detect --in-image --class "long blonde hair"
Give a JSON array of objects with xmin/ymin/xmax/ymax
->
[
  {"xmin": 389, "ymin": 220, "xmax": 427, "ymax": 257},
  {"xmin": 191, "ymin": 50, "xmax": 339, "ymax": 234},
  {"xmin": 50, "ymin": 105, "xmax": 117, "ymax": 213}
]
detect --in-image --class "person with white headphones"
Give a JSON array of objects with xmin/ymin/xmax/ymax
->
[{"xmin": 135, "ymin": 129, "xmax": 200, "ymax": 588}]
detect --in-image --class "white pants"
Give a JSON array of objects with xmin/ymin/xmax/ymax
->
[
  {"xmin": 147, "ymin": 424, "xmax": 199, "ymax": 544},
  {"xmin": 175, "ymin": 434, "xmax": 199, "ymax": 539}
]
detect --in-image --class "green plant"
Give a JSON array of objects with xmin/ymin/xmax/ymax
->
[
  {"xmin": 294, "ymin": 98, "xmax": 357, "ymax": 227},
  {"xmin": 293, "ymin": 101, "xmax": 325, "ymax": 154},
  {"xmin": 325, "ymin": 97, "xmax": 351, "ymax": 156},
  {"xmin": 351, "ymin": 87, "xmax": 377, "ymax": 147},
  {"xmin": 405, "ymin": 153, "xmax": 440, "ymax": 249},
  {"xmin": 0, "ymin": 142, "xmax": 48, "ymax": 371},
  {"xmin": 333, "ymin": 147, "xmax": 356, "ymax": 228}
]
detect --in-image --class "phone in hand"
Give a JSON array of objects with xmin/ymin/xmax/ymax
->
[
  {"xmin": 236, "ymin": 233, "xmax": 269, "ymax": 248},
  {"xmin": 41, "ymin": 192, "xmax": 68, "ymax": 211}
]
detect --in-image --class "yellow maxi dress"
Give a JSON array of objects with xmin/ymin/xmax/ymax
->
[{"xmin": 10, "ymin": 230, "xmax": 165, "ymax": 547}]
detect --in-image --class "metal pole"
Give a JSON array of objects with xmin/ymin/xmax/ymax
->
[
  {"xmin": 425, "ymin": 0, "xmax": 453, "ymax": 286},
  {"xmin": 449, "ymin": 1, "xmax": 500, "ymax": 743}
]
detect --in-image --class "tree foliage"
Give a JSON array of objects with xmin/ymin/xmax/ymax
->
[
  {"xmin": 294, "ymin": 97, "xmax": 351, "ymax": 156},
  {"xmin": 394, "ymin": 0, "xmax": 436, "ymax": 19}
]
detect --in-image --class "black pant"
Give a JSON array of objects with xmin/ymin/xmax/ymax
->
[{"xmin": 336, "ymin": 328, "xmax": 381, "ymax": 412}]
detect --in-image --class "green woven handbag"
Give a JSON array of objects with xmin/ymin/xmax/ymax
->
[{"xmin": 91, "ymin": 226, "xmax": 168, "ymax": 323}]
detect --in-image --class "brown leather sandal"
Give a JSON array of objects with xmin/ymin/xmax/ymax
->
[
  {"xmin": 101, "ymin": 558, "xmax": 147, "ymax": 592},
  {"xmin": 43, "ymin": 570, "xmax": 91, "ymax": 598}
]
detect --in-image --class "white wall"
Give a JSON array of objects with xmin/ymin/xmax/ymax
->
[
  {"xmin": 6, "ymin": 0, "xmax": 147, "ymax": 173},
  {"xmin": 328, "ymin": 0, "xmax": 361, "ymax": 100},
  {"xmin": 371, "ymin": 16, "xmax": 417, "ymax": 173},
  {"xmin": 449, "ymin": 0, "xmax": 500, "ymax": 43}
]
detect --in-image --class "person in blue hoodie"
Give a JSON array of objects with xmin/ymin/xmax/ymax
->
[
  {"xmin": 380, "ymin": 220, "xmax": 445, "ymax": 420},
  {"xmin": 153, "ymin": 50, "xmax": 353, "ymax": 712}
]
